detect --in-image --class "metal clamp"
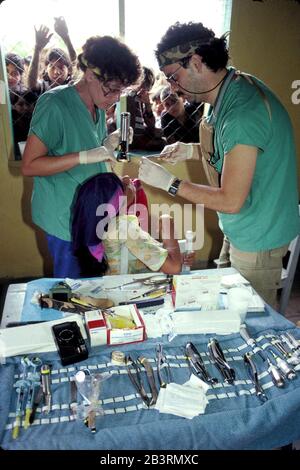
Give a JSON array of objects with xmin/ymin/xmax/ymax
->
[
  {"xmin": 185, "ymin": 342, "xmax": 218, "ymax": 385},
  {"xmin": 125, "ymin": 356, "xmax": 151, "ymax": 407},
  {"xmin": 138, "ymin": 356, "xmax": 158, "ymax": 406},
  {"xmin": 207, "ymin": 338, "xmax": 235, "ymax": 385},
  {"xmin": 244, "ymin": 352, "xmax": 267, "ymax": 402},
  {"xmin": 156, "ymin": 343, "xmax": 172, "ymax": 388}
]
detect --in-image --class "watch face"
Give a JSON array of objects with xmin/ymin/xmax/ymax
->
[{"xmin": 168, "ymin": 179, "xmax": 181, "ymax": 196}]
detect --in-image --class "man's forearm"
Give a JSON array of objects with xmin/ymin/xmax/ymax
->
[{"xmin": 177, "ymin": 180, "xmax": 239, "ymax": 213}]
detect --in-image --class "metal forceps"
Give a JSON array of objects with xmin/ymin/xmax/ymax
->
[
  {"xmin": 104, "ymin": 274, "xmax": 172, "ymax": 291},
  {"xmin": 244, "ymin": 352, "xmax": 268, "ymax": 402},
  {"xmin": 156, "ymin": 344, "xmax": 172, "ymax": 388},
  {"xmin": 207, "ymin": 338, "xmax": 235, "ymax": 385},
  {"xmin": 125, "ymin": 356, "xmax": 150, "ymax": 407},
  {"xmin": 185, "ymin": 342, "xmax": 218, "ymax": 385}
]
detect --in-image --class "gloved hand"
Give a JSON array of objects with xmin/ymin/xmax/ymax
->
[
  {"xmin": 103, "ymin": 127, "xmax": 134, "ymax": 152},
  {"xmin": 79, "ymin": 146, "xmax": 116, "ymax": 164},
  {"xmin": 138, "ymin": 157, "xmax": 176, "ymax": 192},
  {"xmin": 158, "ymin": 142, "xmax": 194, "ymax": 164}
]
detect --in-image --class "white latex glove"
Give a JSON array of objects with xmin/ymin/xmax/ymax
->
[
  {"xmin": 79, "ymin": 146, "xmax": 116, "ymax": 164},
  {"xmin": 158, "ymin": 142, "xmax": 194, "ymax": 164},
  {"xmin": 139, "ymin": 157, "xmax": 176, "ymax": 192},
  {"xmin": 103, "ymin": 127, "xmax": 134, "ymax": 151}
]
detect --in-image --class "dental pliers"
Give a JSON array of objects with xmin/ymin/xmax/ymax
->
[
  {"xmin": 207, "ymin": 338, "xmax": 236, "ymax": 385},
  {"xmin": 186, "ymin": 342, "xmax": 218, "ymax": 385},
  {"xmin": 126, "ymin": 356, "xmax": 151, "ymax": 407},
  {"xmin": 244, "ymin": 352, "xmax": 268, "ymax": 402},
  {"xmin": 156, "ymin": 344, "xmax": 172, "ymax": 388}
]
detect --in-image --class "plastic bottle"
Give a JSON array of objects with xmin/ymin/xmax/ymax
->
[{"xmin": 181, "ymin": 230, "xmax": 194, "ymax": 273}]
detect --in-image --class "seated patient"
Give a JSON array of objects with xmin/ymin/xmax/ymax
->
[{"xmin": 72, "ymin": 172, "xmax": 183, "ymax": 277}]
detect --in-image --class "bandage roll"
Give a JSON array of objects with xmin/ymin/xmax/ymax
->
[{"xmin": 111, "ymin": 350, "xmax": 125, "ymax": 365}]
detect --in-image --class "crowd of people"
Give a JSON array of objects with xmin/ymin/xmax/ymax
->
[
  {"xmin": 4, "ymin": 17, "xmax": 299, "ymax": 307},
  {"xmin": 6, "ymin": 17, "xmax": 204, "ymax": 160},
  {"xmin": 6, "ymin": 17, "xmax": 77, "ymax": 158}
]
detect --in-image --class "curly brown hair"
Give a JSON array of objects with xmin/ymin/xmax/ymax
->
[
  {"xmin": 156, "ymin": 22, "xmax": 229, "ymax": 72},
  {"xmin": 78, "ymin": 36, "xmax": 142, "ymax": 87}
]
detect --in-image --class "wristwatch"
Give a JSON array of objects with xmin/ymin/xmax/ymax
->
[{"xmin": 168, "ymin": 178, "xmax": 182, "ymax": 197}]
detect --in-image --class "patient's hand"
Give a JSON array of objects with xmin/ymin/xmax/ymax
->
[{"xmin": 182, "ymin": 250, "xmax": 195, "ymax": 267}]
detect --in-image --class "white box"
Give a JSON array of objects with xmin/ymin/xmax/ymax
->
[
  {"xmin": 84, "ymin": 305, "xmax": 146, "ymax": 347},
  {"xmin": 106, "ymin": 304, "xmax": 146, "ymax": 346},
  {"xmin": 173, "ymin": 274, "xmax": 221, "ymax": 311}
]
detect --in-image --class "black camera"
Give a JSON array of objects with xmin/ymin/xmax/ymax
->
[{"xmin": 52, "ymin": 321, "xmax": 88, "ymax": 366}]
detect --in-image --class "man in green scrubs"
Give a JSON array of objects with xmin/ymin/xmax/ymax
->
[
  {"xmin": 22, "ymin": 36, "xmax": 142, "ymax": 277},
  {"xmin": 138, "ymin": 22, "xmax": 300, "ymax": 307}
]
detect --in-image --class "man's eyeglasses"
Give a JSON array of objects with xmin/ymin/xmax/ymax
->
[
  {"xmin": 165, "ymin": 64, "xmax": 182, "ymax": 85},
  {"xmin": 165, "ymin": 57, "xmax": 191, "ymax": 85}
]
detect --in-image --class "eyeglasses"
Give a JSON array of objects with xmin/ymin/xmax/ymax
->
[
  {"xmin": 165, "ymin": 57, "xmax": 191, "ymax": 85},
  {"xmin": 165, "ymin": 64, "xmax": 182, "ymax": 85},
  {"xmin": 100, "ymin": 82, "xmax": 122, "ymax": 98}
]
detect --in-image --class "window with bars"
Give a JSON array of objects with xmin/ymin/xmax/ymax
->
[{"xmin": 0, "ymin": 0, "xmax": 232, "ymax": 160}]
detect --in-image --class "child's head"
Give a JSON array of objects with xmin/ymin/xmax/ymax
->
[
  {"xmin": 5, "ymin": 53, "xmax": 24, "ymax": 90},
  {"xmin": 150, "ymin": 86, "xmax": 165, "ymax": 117},
  {"xmin": 14, "ymin": 90, "xmax": 38, "ymax": 115},
  {"xmin": 43, "ymin": 48, "xmax": 72, "ymax": 86},
  {"xmin": 160, "ymin": 85, "xmax": 185, "ymax": 118}
]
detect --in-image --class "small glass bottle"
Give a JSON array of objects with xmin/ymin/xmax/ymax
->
[{"xmin": 181, "ymin": 230, "xmax": 194, "ymax": 273}]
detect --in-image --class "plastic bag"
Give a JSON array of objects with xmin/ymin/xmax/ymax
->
[{"xmin": 74, "ymin": 370, "xmax": 110, "ymax": 432}]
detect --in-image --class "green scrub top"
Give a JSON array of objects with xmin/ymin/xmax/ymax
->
[
  {"xmin": 29, "ymin": 85, "xmax": 109, "ymax": 241},
  {"xmin": 208, "ymin": 69, "xmax": 300, "ymax": 251}
]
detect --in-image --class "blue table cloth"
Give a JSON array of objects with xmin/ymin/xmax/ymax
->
[{"xmin": 0, "ymin": 302, "xmax": 300, "ymax": 450}]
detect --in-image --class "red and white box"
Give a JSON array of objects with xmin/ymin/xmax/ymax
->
[
  {"xmin": 84, "ymin": 304, "xmax": 146, "ymax": 347},
  {"xmin": 84, "ymin": 310, "xmax": 107, "ymax": 347}
]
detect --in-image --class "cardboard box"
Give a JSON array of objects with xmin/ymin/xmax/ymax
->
[
  {"xmin": 84, "ymin": 310, "xmax": 107, "ymax": 347},
  {"xmin": 172, "ymin": 274, "xmax": 221, "ymax": 311},
  {"xmin": 84, "ymin": 304, "xmax": 146, "ymax": 347}
]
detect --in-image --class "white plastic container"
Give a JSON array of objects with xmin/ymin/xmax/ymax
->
[
  {"xmin": 227, "ymin": 287, "xmax": 252, "ymax": 323},
  {"xmin": 181, "ymin": 230, "xmax": 194, "ymax": 273}
]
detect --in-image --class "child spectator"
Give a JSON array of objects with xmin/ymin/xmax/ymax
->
[
  {"xmin": 125, "ymin": 66, "xmax": 166, "ymax": 151},
  {"xmin": 5, "ymin": 53, "xmax": 27, "ymax": 104},
  {"xmin": 27, "ymin": 17, "xmax": 76, "ymax": 94},
  {"xmin": 160, "ymin": 85, "xmax": 203, "ymax": 144}
]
